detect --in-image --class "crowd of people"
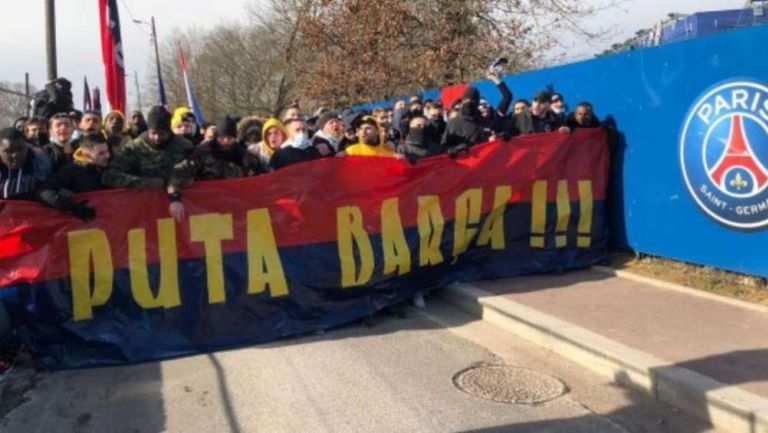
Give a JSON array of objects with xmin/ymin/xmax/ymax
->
[{"xmin": 2, "ymin": 71, "xmax": 601, "ymax": 223}]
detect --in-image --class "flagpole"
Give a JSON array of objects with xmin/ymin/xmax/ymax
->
[
  {"xmin": 134, "ymin": 70, "xmax": 143, "ymax": 113},
  {"xmin": 151, "ymin": 16, "xmax": 167, "ymax": 105}
]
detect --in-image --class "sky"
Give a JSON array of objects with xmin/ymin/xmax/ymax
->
[{"xmin": 0, "ymin": 0, "xmax": 750, "ymax": 112}]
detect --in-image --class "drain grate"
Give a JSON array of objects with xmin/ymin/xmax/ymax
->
[{"xmin": 453, "ymin": 365, "xmax": 567, "ymax": 404}]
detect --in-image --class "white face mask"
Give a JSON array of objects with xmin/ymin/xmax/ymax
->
[{"xmin": 285, "ymin": 132, "xmax": 310, "ymax": 149}]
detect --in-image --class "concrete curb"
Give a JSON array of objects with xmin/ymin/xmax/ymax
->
[
  {"xmin": 440, "ymin": 282, "xmax": 768, "ymax": 433},
  {"xmin": 592, "ymin": 266, "xmax": 768, "ymax": 314}
]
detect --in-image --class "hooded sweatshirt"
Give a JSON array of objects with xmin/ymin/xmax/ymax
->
[
  {"xmin": 1, "ymin": 147, "xmax": 51, "ymax": 200},
  {"xmin": 441, "ymin": 87, "xmax": 488, "ymax": 155},
  {"xmin": 245, "ymin": 118, "xmax": 286, "ymax": 174}
]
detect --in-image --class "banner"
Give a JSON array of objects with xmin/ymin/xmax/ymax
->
[{"xmin": 0, "ymin": 129, "xmax": 609, "ymax": 369}]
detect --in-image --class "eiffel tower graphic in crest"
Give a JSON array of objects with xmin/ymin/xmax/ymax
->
[{"xmin": 708, "ymin": 114, "xmax": 768, "ymax": 193}]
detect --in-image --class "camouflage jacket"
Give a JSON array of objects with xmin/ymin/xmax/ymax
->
[{"xmin": 102, "ymin": 133, "xmax": 195, "ymax": 189}]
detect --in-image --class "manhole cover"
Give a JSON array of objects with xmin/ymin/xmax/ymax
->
[{"xmin": 453, "ymin": 365, "xmax": 566, "ymax": 404}]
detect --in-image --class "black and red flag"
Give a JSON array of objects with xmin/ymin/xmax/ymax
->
[{"xmin": 98, "ymin": 0, "xmax": 126, "ymax": 113}]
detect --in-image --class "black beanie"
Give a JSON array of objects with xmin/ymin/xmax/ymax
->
[
  {"xmin": 146, "ymin": 106, "xmax": 172, "ymax": 132},
  {"xmin": 317, "ymin": 111, "xmax": 340, "ymax": 130},
  {"xmin": 462, "ymin": 87, "xmax": 480, "ymax": 103},
  {"xmin": 216, "ymin": 115, "xmax": 238, "ymax": 138}
]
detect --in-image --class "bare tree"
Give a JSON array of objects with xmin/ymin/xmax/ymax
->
[
  {"xmin": 0, "ymin": 82, "xmax": 34, "ymax": 128},
  {"xmin": 143, "ymin": 0, "xmax": 618, "ymax": 116}
]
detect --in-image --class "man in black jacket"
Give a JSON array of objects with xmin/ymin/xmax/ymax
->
[
  {"xmin": 441, "ymin": 86, "xmax": 485, "ymax": 157},
  {"xmin": 38, "ymin": 133, "xmax": 111, "ymax": 221},
  {"xmin": 502, "ymin": 90, "xmax": 569, "ymax": 138},
  {"xmin": 0, "ymin": 128, "xmax": 51, "ymax": 201},
  {"xmin": 270, "ymin": 118, "xmax": 323, "ymax": 170}
]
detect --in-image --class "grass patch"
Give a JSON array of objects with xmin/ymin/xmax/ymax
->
[{"xmin": 610, "ymin": 251, "xmax": 768, "ymax": 306}]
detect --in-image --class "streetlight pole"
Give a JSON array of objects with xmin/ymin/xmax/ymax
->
[{"xmin": 45, "ymin": 0, "xmax": 57, "ymax": 81}]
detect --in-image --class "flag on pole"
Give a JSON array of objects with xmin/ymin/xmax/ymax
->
[
  {"xmin": 177, "ymin": 43, "xmax": 204, "ymax": 123},
  {"xmin": 98, "ymin": 0, "xmax": 126, "ymax": 113},
  {"xmin": 83, "ymin": 77, "xmax": 92, "ymax": 112},
  {"xmin": 93, "ymin": 86, "xmax": 102, "ymax": 114}
]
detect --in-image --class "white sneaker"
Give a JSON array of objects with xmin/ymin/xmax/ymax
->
[{"xmin": 413, "ymin": 292, "xmax": 426, "ymax": 308}]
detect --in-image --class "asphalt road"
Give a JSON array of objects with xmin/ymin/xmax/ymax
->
[{"xmin": 0, "ymin": 296, "xmax": 718, "ymax": 433}]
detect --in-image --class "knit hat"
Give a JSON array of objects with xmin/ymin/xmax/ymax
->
[
  {"xmin": 533, "ymin": 90, "xmax": 553, "ymax": 103},
  {"xmin": 146, "ymin": 106, "xmax": 172, "ymax": 132},
  {"xmin": 342, "ymin": 110, "xmax": 362, "ymax": 132},
  {"xmin": 317, "ymin": 111, "xmax": 341, "ymax": 130},
  {"xmin": 216, "ymin": 115, "xmax": 238, "ymax": 138}
]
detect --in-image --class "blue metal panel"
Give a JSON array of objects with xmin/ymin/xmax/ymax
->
[{"xmin": 484, "ymin": 25, "xmax": 768, "ymax": 276}]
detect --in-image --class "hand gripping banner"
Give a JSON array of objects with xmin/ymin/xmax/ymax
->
[{"xmin": 0, "ymin": 129, "xmax": 609, "ymax": 368}]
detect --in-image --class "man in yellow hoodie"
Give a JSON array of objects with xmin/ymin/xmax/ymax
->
[{"xmin": 244, "ymin": 117, "xmax": 286, "ymax": 174}]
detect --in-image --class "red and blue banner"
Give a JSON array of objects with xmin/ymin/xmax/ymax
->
[{"xmin": 0, "ymin": 129, "xmax": 608, "ymax": 369}]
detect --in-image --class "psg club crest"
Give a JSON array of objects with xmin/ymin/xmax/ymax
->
[{"xmin": 680, "ymin": 79, "xmax": 768, "ymax": 230}]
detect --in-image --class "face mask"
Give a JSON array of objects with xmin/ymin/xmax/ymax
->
[
  {"xmin": 286, "ymin": 132, "xmax": 310, "ymax": 149},
  {"xmin": 552, "ymin": 106, "xmax": 565, "ymax": 115},
  {"xmin": 406, "ymin": 127, "xmax": 426, "ymax": 147}
]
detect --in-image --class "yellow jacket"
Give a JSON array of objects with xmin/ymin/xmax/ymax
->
[{"xmin": 345, "ymin": 143, "xmax": 395, "ymax": 157}]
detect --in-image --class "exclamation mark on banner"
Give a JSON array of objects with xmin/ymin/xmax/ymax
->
[
  {"xmin": 555, "ymin": 180, "xmax": 571, "ymax": 248},
  {"xmin": 530, "ymin": 180, "xmax": 547, "ymax": 248},
  {"xmin": 577, "ymin": 180, "xmax": 593, "ymax": 248}
]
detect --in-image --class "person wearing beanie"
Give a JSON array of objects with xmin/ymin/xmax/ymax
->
[
  {"xmin": 311, "ymin": 111, "xmax": 344, "ymax": 155},
  {"xmin": 441, "ymin": 85, "xmax": 489, "ymax": 157},
  {"xmin": 182, "ymin": 115, "xmax": 246, "ymax": 180},
  {"xmin": 103, "ymin": 110, "xmax": 131, "ymax": 156},
  {"xmin": 103, "ymin": 105, "xmax": 195, "ymax": 221},
  {"xmin": 502, "ymin": 89, "xmax": 569, "ymax": 138},
  {"xmin": 396, "ymin": 113, "xmax": 443, "ymax": 164},
  {"xmin": 344, "ymin": 116, "xmax": 396, "ymax": 157},
  {"xmin": 171, "ymin": 106, "xmax": 200, "ymax": 144},
  {"xmin": 244, "ymin": 117, "xmax": 286, "ymax": 175}
]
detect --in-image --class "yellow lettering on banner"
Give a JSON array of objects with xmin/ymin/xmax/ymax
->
[
  {"xmin": 67, "ymin": 229, "xmax": 114, "ymax": 321},
  {"xmin": 337, "ymin": 206, "xmax": 374, "ymax": 288},
  {"xmin": 127, "ymin": 218, "xmax": 181, "ymax": 309},
  {"xmin": 247, "ymin": 209, "xmax": 288, "ymax": 297},
  {"xmin": 530, "ymin": 181, "xmax": 547, "ymax": 248},
  {"xmin": 555, "ymin": 181, "xmax": 572, "ymax": 248},
  {"xmin": 452, "ymin": 188, "xmax": 483, "ymax": 261},
  {"xmin": 577, "ymin": 180, "xmax": 594, "ymax": 248},
  {"xmin": 477, "ymin": 186, "xmax": 512, "ymax": 250},
  {"xmin": 190, "ymin": 213, "xmax": 234, "ymax": 304},
  {"xmin": 417, "ymin": 196, "xmax": 445, "ymax": 267},
  {"xmin": 381, "ymin": 198, "xmax": 411, "ymax": 276}
]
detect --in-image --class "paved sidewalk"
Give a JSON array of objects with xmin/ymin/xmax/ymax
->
[{"xmin": 471, "ymin": 269, "xmax": 768, "ymax": 398}]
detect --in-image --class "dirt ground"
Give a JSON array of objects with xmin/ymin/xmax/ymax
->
[{"xmin": 610, "ymin": 251, "xmax": 768, "ymax": 306}]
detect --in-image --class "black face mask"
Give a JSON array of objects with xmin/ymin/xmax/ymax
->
[{"xmin": 406, "ymin": 127, "xmax": 426, "ymax": 148}]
